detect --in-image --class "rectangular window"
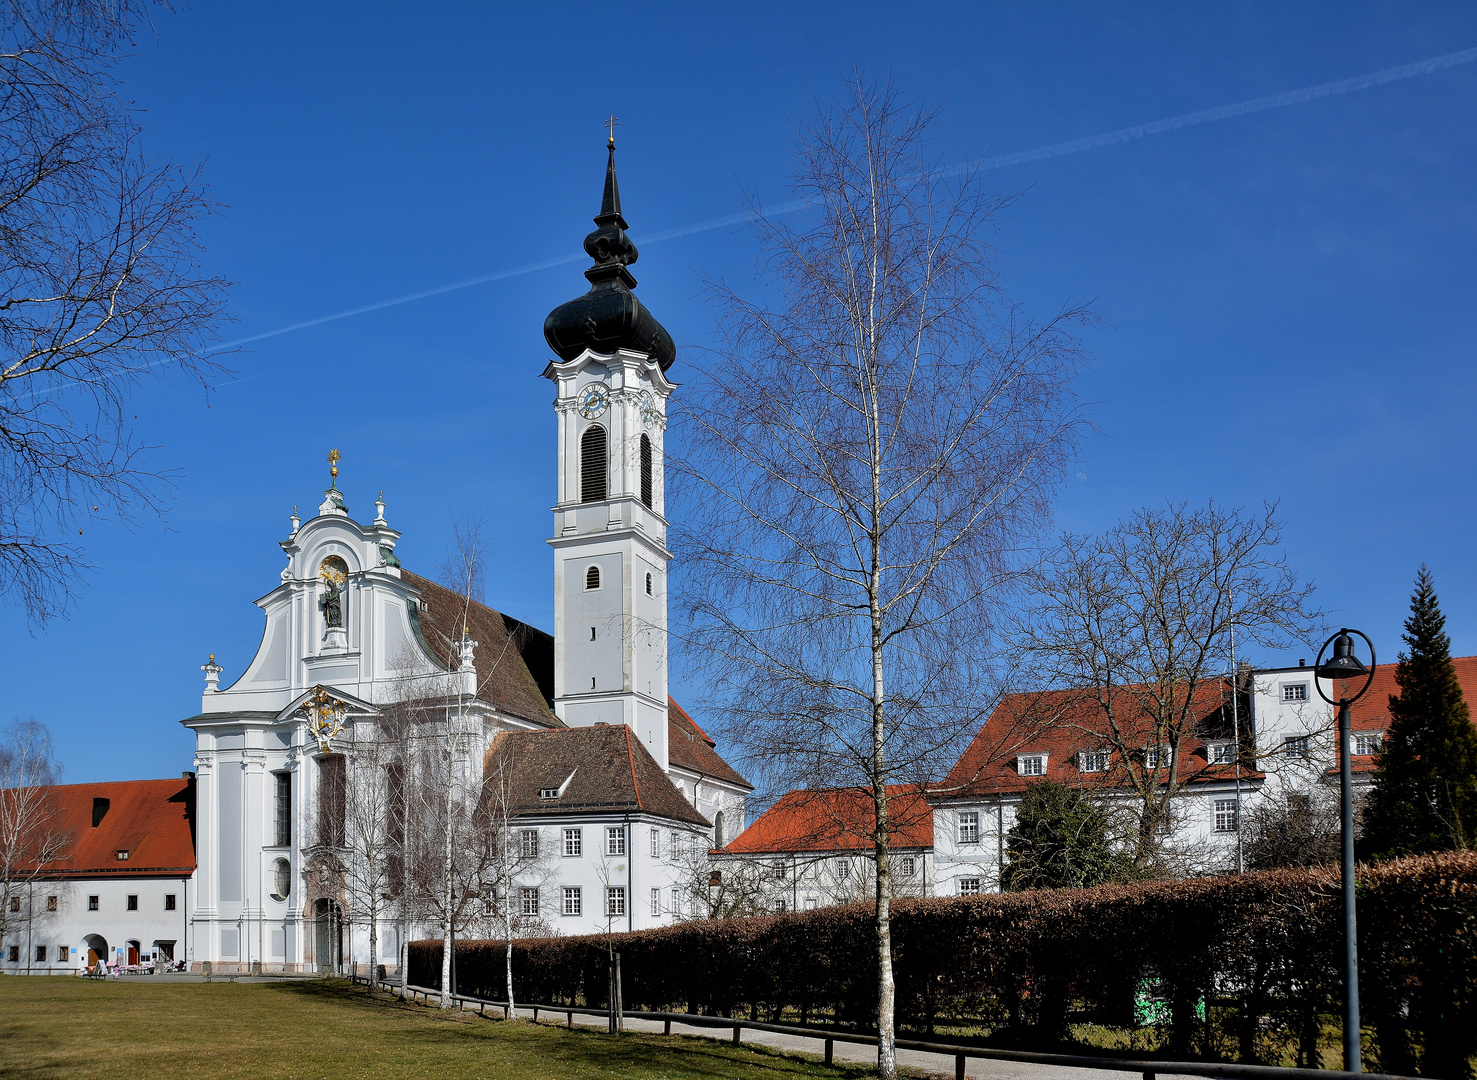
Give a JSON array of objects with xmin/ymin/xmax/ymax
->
[
  {"xmin": 606, "ymin": 827, "xmax": 625, "ymax": 856},
  {"xmin": 88, "ymin": 895, "xmax": 98, "ymax": 911},
  {"xmin": 958, "ymin": 878, "xmax": 982, "ymax": 896},
  {"xmin": 835, "ymin": 859, "xmax": 850, "ymax": 881},
  {"xmin": 115, "ymin": 849, "xmax": 130, "ymax": 861},
  {"xmin": 957, "ymin": 811, "xmax": 980, "ymax": 844},
  {"xmin": 520, "ymin": 887, "xmax": 539, "ymax": 917},
  {"xmin": 274, "ymin": 772, "xmax": 292, "ymax": 847},
  {"xmin": 1283, "ymin": 683, "xmax": 1308, "ymax": 702},
  {"xmin": 1214, "ymin": 799, "xmax": 1240, "ymax": 833},
  {"xmin": 7, "ymin": 945, "xmax": 17, "ymax": 962},
  {"xmin": 1145, "ymin": 746, "xmax": 1169, "ymax": 770},
  {"xmin": 772, "ymin": 859, "xmax": 786, "ymax": 879},
  {"xmin": 127, "ymin": 895, "xmax": 138, "ymax": 911},
  {"xmin": 57, "ymin": 944, "xmax": 69, "ymax": 962},
  {"xmin": 1354, "ymin": 732, "xmax": 1383, "ymax": 756},
  {"xmin": 519, "ymin": 830, "xmax": 539, "ymax": 859},
  {"xmin": 650, "ymin": 888, "xmax": 660, "ymax": 916},
  {"xmin": 7, "ymin": 896, "xmax": 18, "ymax": 912},
  {"xmin": 46, "ymin": 895, "xmax": 57, "ymax": 912},
  {"xmin": 562, "ymin": 887, "xmax": 581, "ymax": 916},
  {"xmin": 650, "ymin": 828, "xmax": 659, "ymax": 858},
  {"xmin": 1017, "ymin": 754, "xmax": 1045, "ymax": 777},
  {"xmin": 606, "ymin": 886, "xmax": 625, "ymax": 917},
  {"xmin": 35, "ymin": 945, "xmax": 46, "ymax": 962},
  {"xmin": 1078, "ymin": 750, "xmax": 1109, "ymax": 773},
  {"xmin": 900, "ymin": 856, "xmax": 915, "ymax": 878},
  {"xmin": 804, "ymin": 897, "xmax": 818, "ymax": 910},
  {"xmin": 1208, "ymin": 742, "xmax": 1238, "ymax": 766},
  {"xmin": 1283, "ymin": 735, "xmax": 1309, "ymax": 758},
  {"xmin": 775, "ymin": 899, "xmax": 787, "ymax": 913},
  {"xmin": 164, "ymin": 894, "xmax": 176, "ymax": 911},
  {"xmin": 317, "ymin": 754, "xmax": 346, "ymax": 848},
  {"xmin": 670, "ymin": 887, "xmax": 681, "ymax": 917},
  {"xmin": 563, "ymin": 828, "xmax": 582, "ymax": 857}
]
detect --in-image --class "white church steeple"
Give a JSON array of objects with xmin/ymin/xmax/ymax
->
[{"xmin": 543, "ymin": 138, "xmax": 675, "ymax": 770}]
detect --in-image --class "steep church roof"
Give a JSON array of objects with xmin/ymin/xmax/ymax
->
[
  {"xmin": 485, "ymin": 725, "xmax": 708, "ymax": 826},
  {"xmin": 402, "ymin": 570, "xmax": 560, "ymax": 727},
  {"xmin": 668, "ymin": 698, "xmax": 752, "ymax": 789}
]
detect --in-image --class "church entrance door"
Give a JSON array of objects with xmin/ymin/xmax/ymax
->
[{"xmin": 313, "ymin": 898, "xmax": 342, "ymax": 973}]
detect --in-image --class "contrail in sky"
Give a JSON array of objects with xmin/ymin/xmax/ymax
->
[{"xmin": 192, "ymin": 43, "xmax": 1475, "ymax": 359}]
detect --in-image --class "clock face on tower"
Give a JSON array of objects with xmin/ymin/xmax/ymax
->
[
  {"xmin": 576, "ymin": 383, "xmax": 610, "ymax": 419},
  {"xmin": 639, "ymin": 390, "xmax": 660, "ymax": 430}
]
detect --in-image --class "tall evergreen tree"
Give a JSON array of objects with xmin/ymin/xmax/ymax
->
[
  {"xmin": 1359, "ymin": 567, "xmax": 1477, "ymax": 859},
  {"xmin": 1001, "ymin": 779, "xmax": 1130, "ymax": 890}
]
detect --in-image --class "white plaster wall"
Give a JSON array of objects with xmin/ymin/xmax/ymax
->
[{"xmin": 0, "ymin": 875, "xmax": 193, "ymax": 973}]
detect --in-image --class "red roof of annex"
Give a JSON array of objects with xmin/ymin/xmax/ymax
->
[
  {"xmin": 724, "ymin": 784, "xmax": 933, "ymax": 854},
  {"xmin": 17, "ymin": 778, "xmax": 196, "ymax": 878}
]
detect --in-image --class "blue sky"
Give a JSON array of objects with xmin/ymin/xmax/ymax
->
[{"xmin": 5, "ymin": 3, "xmax": 1475, "ymax": 784}]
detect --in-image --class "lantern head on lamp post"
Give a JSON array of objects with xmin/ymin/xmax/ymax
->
[{"xmin": 1313, "ymin": 627, "xmax": 1376, "ymax": 1073}]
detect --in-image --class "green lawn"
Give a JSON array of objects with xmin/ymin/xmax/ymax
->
[{"xmin": 0, "ymin": 978, "xmax": 885, "ymax": 1080}]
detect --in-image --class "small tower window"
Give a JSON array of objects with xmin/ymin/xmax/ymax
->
[
  {"xmin": 640, "ymin": 433, "xmax": 653, "ymax": 509},
  {"xmin": 645, "ymin": 572, "xmax": 652, "ymax": 596},
  {"xmin": 585, "ymin": 565, "xmax": 600, "ymax": 590},
  {"xmin": 580, "ymin": 425, "xmax": 607, "ymax": 503}
]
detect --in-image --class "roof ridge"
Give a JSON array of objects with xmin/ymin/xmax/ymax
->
[{"xmin": 623, "ymin": 726, "xmax": 643, "ymax": 810}]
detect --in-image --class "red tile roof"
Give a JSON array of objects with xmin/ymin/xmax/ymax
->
[
  {"xmin": 1327, "ymin": 655, "xmax": 1477, "ymax": 775},
  {"xmin": 935, "ymin": 681, "xmax": 1254, "ymax": 800},
  {"xmin": 16, "ymin": 778, "xmax": 196, "ymax": 878},
  {"xmin": 668, "ymin": 699, "xmax": 752, "ymax": 790},
  {"xmin": 724, "ymin": 785, "xmax": 933, "ymax": 854}
]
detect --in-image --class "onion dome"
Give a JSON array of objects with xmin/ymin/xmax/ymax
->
[{"xmin": 543, "ymin": 142, "xmax": 676, "ymax": 371}]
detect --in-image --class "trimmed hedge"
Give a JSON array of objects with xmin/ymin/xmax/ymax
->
[{"xmin": 411, "ymin": 853, "xmax": 1477, "ymax": 1077}]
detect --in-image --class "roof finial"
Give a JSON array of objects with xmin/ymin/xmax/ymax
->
[
  {"xmin": 606, "ymin": 113, "xmax": 618, "ymax": 148},
  {"xmin": 327, "ymin": 448, "xmax": 341, "ymax": 488}
]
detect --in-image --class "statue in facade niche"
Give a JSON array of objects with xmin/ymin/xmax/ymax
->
[{"xmin": 318, "ymin": 580, "xmax": 342, "ymax": 628}]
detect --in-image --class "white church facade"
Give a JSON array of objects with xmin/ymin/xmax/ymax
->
[{"xmin": 180, "ymin": 141, "xmax": 751, "ymax": 972}]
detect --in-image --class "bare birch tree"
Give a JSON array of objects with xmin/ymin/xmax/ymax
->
[
  {"xmin": 674, "ymin": 77, "xmax": 1087, "ymax": 1078},
  {"xmin": 341, "ymin": 718, "xmax": 398, "ymax": 989},
  {"xmin": 0, "ymin": 2, "xmax": 230, "ymax": 623},
  {"xmin": 0, "ymin": 719, "xmax": 65, "ymax": 948},
  {"xmin": 1015, "ymin": 501, "xmax": 1320, "ymax": 874}
]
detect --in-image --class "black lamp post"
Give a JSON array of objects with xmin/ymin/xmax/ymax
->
[{"xmin": 1313, "ymin": 628, "xmax": 1376, "ymax": 1073}]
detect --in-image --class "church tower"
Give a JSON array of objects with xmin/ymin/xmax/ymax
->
[{"xmin": 542, "ymin": 138, "xmax": 676, "ymax": 771}]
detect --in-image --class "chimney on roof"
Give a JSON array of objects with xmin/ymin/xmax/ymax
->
[
  {"xmin": 1299, "ymin": 658, "xmax": 1307, "ymax": 668},
  {"xmin": 92, "ymin": 797, "xmax": 110, "ymax": 827},
  {"xmin": 182, "ymin": 771, "xmax": 194, "ymax": 780}
]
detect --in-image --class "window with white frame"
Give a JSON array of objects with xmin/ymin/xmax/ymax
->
[
  {"xmin": 520, "ymin": 887, "xmax": 539, "ymax": 917},
  {"xmin": 957, "ymin": 811, "xmax": 980, "ymax": 844},
  {"xmin": 606, "ymin": 826, "xmax": 625, "ymax": 856},
  {"xmin": 836, "ymin": 858, "xmax": 851, "ymax": 880},
  {"xmin": 804, "ymin": 896, "xmax": 818, "ymax": 910},
  {"xmin": 1283, "ymin": 735, "xmax": 1309, "ymax": 758},
  {"xmin": 669, "ymin": 831, "xmax": 682, "ymax": 858},
  {"xmin": 519, "ymin": 830, "xmax": 539, "ymax": 859},
  {"xmin": 772, "ymin": 859, "xmax": 786, "ymax": 879},
  {"xmin": 1354, "ymin": 732, "xmax": 1383, "ymax": 756},
  {"xmin": 670, "ymin": 886, "xmax": 681, "ymax": 916},
  {"xmin": 650, "ymin": 888, "xmax": 660, "ymax": 916},
  {"xmin": 900, "ymin": 855, "xmax": 915, "ymax": 878},
  {"xmin": 1017, "ymin": 754, "xmax": 1046, "ymax": 777},
  {"xmin": 775, "ymin": 899, "xmax": 787, "ymax": 913},
  {"xmin": 649, "ymin": 828, "xmax": 659, "ymax": 857},
  {"xmin": 562, "ymin": 887, "xmax": 581, "ymax": 916},
  {"xmin": 1207, "ymin": 741, "xmax": 1238, "ymax": 766},
  {"xmin": 1078, "ymin": 750, "xmax": 1109, "ymax": 773},
  {"xmin": 958, "ymin": 877, "xmax": 982, "ymax": 896},
  {"xmin": 1213, "ymin": 798, "xmax": 1239, "ymax": 833},
  {"xmin": 1282, "ymin": 683, "xmax": 1308, "ymax": 702},
  {"xmin": 563, "ymin": 828, "xmax": 582, "ymax": 857},
  {"xmin": 606, "ymin": 886, "xmax": 625, "ymax": 917},
  {"xmin": 1145, "ymin": 745, "xmax": 1170, "ymax": 770}
]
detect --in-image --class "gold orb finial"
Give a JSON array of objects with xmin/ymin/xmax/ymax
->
[
  {"xmin": 327, "ymin": 448, "xmax": 341, "ymax": 482},
  {"xmin": 209, "ymin": 654, "xmax": 215, "ymax": 664}
]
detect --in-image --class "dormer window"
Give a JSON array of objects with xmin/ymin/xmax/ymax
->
[
  {"xmin": 1207, "ymin": 741, "xmax": 1238, "ymax": 766},
  {"xmin": 114, "ymin": 849, "xmax": 130, "ymax": 861},
  {"xmin": 1077, "ymin": 750, "xmax": 1109, "ymax": 773},
  {"xmin": 1354, "ymin": 731, "xmax": 1383, "ymax": 756},
  {"xmin": 539, "ymin": 788, "xmax": 559, "ymax": 800},
  {"xmin": 1144, "ymin": 745, "xmax": 1170, "ymax": 770},
  {"xmin": 1016, "ymin": 754, "xmax": 1046, "ymax": 777}
]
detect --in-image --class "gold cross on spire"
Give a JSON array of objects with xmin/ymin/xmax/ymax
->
[{"xmin": 606, "ymin": 114, "xmax": 619, "ymax": 147}]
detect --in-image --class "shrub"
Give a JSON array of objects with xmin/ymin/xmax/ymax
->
[{"xmin": 410, "ymin": 852, "xmax": 1477, "ymax": 1076}]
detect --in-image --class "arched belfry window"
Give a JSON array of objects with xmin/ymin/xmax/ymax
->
[
  {"xmin": 580, "ymin": 425, "xmax": 607, "ymax": 503},
  {"xmin": 640, "ymin": 434, "xmax": 653, "ymax": 509},
  {"xmin": 585, "ymin": 565, "xmax": 601, "ymax": 590}
]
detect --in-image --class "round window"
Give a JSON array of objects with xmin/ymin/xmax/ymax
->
[{"xmin": 270, "ymin": 859, "xmax": 291, "ymax": 902}]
